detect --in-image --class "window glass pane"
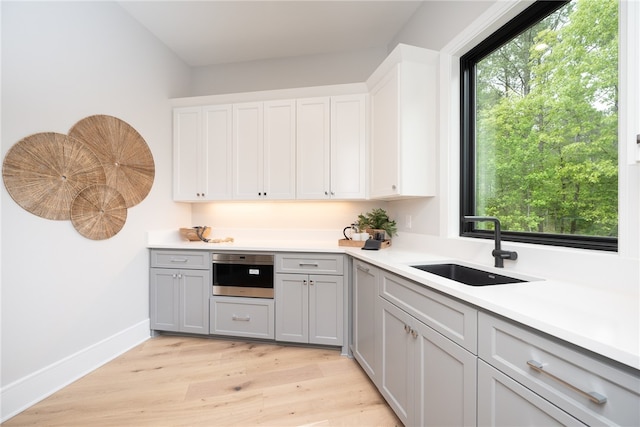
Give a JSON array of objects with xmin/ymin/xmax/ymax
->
[{"xmin": 473, "ymin": 0, "xmax": 618, "ymax": 238}]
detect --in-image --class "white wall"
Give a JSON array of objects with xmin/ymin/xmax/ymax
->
[
  {"xmin": 191, "ymin": 201, "xmax": 387, "ymax": 239},
  {"xmin": 191, "ymin": 47, "xmax": 388, "ymax": 96},
  {"xmin": 1, "ymin": 1, "xmax": 191, "ymax": 420},
  {"xmin": 389, "ymin": 1, "xmax": 496, "ymax": 50}
]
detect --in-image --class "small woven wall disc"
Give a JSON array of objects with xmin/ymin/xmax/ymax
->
[
  {"xmin": 70, "ymin": 184, "xmax": 127, "ymax": 240},
  {"xmin": 2, "ymin": 132, "xmax": 106, "ymax": 220},
  {"xmin": 69, "ymin": 115, "xmax": 155, "ymax": 208}
]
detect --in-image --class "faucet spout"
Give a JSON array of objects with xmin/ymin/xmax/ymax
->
[{"xmin": 462, "ymin": 216, "xmax": 518, "ymax": 268}]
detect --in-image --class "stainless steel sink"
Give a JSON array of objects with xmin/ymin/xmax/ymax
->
[{"xmin": 411, "ymin": 263, "xmax": 526, "ymax": 286}]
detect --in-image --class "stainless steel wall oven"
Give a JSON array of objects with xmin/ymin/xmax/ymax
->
[{"xmin": 212, "ymin": 253, "xmax": 274, "ymax": 298}]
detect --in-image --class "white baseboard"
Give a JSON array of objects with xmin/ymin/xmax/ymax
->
[{"xmin": 1, "ymin": 320, "xmax": 151, "ymax": 423}]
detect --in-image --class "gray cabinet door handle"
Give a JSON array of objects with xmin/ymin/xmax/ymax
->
[
  {"xmin": 169, "ymin": 257, "xmax": 188, "ymax": 263},
  {"xmin": 356, "ymin": 265, "xmax": 370, "ymax": 273},
  {"xmin": 232, "ymin": 315, "xmax": 251, "ymax": 322},
  {"xmin": 527, "ymin": 360, "xmax": 607, "ymax": 404}
]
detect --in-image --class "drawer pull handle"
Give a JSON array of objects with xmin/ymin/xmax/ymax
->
[
  {"xmin": 232, "ymin": 315, "xmax": 251, "ymax": 322},
  {"xmin": 526, "ymin": 360, "xmax": 607, "ymax": 405},
  {"xmin": 357, "ymin": 265, "xmax": 370, "ymax": 273},
  {"xmin": 299, "ymin": 262, "xmax": 319, "ymax": 267},
  {"xmin": 169, "ymin": 257, "xmax": 188, "ymax": 263}
]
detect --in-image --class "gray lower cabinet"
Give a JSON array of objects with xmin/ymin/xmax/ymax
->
[
  {"xmin": 352, "ymin": 260, "xmax": 380, "ymax": 381},
  {"xmin": 380, "ymin": 297, "xmax": 477, "ymax": 427},
  {"xmin": 478, "ymin": 312, "xmax": 640, "ymax": 426},
  {"xmin": 359, "ymin": 266, "xmax": 477, "ymax": 427},
  {"xmin": 149, "ymin": 250, "xmax": 210, "ymax": 335},
  {"xmin": 352, "ymin": 257, "xmax": 640, "ymax": 426},
  {"xmin": 275, "ymin": 253, "xmax": 344, "ymax": 346},
  {"xmin": 275, "ymin": 273, "xmax": 343, "ymax": 345}
]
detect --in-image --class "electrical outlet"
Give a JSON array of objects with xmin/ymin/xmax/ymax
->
[{"xmin": 405, "ymin": 214, "xmax": 412, "ymax": 229}]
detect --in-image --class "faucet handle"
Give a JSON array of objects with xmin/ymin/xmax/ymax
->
[{"xmin": 493, "ymin": 249, "xmax": 518, "ymax": 260}]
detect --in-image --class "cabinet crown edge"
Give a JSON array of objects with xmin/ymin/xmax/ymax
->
[{"xmin": 171, "ymin": 83, "xmax": 369, "ymax": 107}]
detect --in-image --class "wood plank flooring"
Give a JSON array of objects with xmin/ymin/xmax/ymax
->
[{"xmin": 3, "ymin": 335, "xmax": 402, "ymax": 427}]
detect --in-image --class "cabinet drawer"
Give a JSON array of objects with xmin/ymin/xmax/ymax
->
[
  {"xmin": 478, "ymin": 312, "xmax": 640, "ymax": 426},
  {"xmin": 210, "ymin": 297, "xmax": 274, "ymax": 339},
  {"xmin": 379, "ymin": 270, "xmax": 477, "ymax": 353},
  {"xmin": 276, "ymin": 253, "xmax": 344, "ymax": 275},
  {"xmin": 151, "ymin": 250, "xmax": 210, "ymax": 270},
  {"xmin": 478, "ymin": 360, "xmax": 586, "ymax": 426}
]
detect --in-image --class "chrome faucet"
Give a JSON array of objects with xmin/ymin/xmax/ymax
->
[{"xmin": 462, "ymin": 216, "xmax": 517, "ymax": 268}]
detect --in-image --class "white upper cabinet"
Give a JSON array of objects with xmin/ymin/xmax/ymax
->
[
  {"xmin": 172, "ymin": 83, "xmax": 367, "ymax": 202},
  {"xmin": 331, "ymin": 95, "xmax": 367, "ymax": 199},
  {"xmin": 296, "ymin": 97, "xmax": 330, "ymax": 199},
  {"xmin": 264, "ymin": 100, "xmax": 297, "ymax": 199},
  {"xmin": 233, "ymin": 102, "xmax": 263, "ymax": 200},
  {"xmin": 173, "ymin": 105, "xmax": 232, "ymax": 201},
  {"xmin": 233, "ymin": 100, "xmax": 296, "ymax": 200},
  {"xmin": 367, "ymin": 44, "xmax": 438, "ymax": 199},
  {"xmin": 297, "ymin": 94, "xmax": 367, "ymax": 200}
]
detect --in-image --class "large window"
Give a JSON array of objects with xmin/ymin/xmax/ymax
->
[{"xmin": 460, "ymin": 0, "xmax": 618, "ymax": 251}]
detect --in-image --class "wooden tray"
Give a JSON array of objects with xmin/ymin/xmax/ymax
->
[{"xmin": 338, "ymin": 239, "xmax": 391, "ymax": 248}]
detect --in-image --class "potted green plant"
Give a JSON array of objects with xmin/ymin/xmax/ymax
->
[{"xmin": 357, "ymin": 208, "xmax": 397, "ymax": 240}]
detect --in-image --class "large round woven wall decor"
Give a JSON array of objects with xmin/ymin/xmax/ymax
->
[
  {"xmin": 69, "ymin": 115, "xmax": 155, "ymax": 208},
  {"xmin": 2, "ymin": 132, "xmax": 106, "ymax": 220},
  {"xmin": 71, "ymin": 184, "xmax": 127, "ymax": 240}
]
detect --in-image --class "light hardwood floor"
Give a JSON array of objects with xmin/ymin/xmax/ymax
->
[{"xmin": 3, "ymin": 335, "xmax": 401, "ymax": 427}]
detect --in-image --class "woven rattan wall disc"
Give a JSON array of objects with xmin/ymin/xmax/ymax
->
[
  {"xmin": 69, "ymin": 115, "xmax": 154, "ymax": 208},
  {"xmin": 70, "ymin": 184, "xmax": 127, "ymax": 240},
  {"xmin": 2, "ymin": 132, "xmax": 106, "ymax": 220}
]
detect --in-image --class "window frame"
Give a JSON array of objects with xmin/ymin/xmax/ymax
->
[{"xmin": 459, "ymin": 0, "xmax": 618, "ymax": 252}]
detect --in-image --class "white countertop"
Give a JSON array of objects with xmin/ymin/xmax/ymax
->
[{"xmin": 148, "ymin": 233, "xmax": 640, "ymax": 371}]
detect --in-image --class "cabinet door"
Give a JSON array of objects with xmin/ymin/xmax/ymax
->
[
  {"xmin": 414, "ymin": 319, "xmax": 477, "ymax": 427},
  {"xmin": 478, "ymin": 360, "xmax": 585, "ymax": 426},
  {"xmin": 308, "ymin": 274, "xmax": 343, "ymax": 346},
  {"xmin": 173, "ymin": 107, "xmax": 203, "ymax": 201},
  {"xmin": 233, "ymin": 102, "xmax": 263, "ymax": 199},
  {"xmin": 352, "ymin": 261, "xmax": 379, "ymax": 380},
  {"xmin": 296, "ymin": 97, "xmax": 330, "ymax": 199},
  {"xmin": 275, "ymin": 273, "xmax": 308, "ymax": 343},
  {"xmin": 379, "ymin": 298, "xmax": 412, "ymax": 426},
  {"xmin": 203, "ymin": 105, "xmax": 233, "ymax": 200},
  {"xmin": 330, "ymin": 94, "xmax": 367, "ymax": 199},
  {"xmin": 368, "ymin": 49, "xmax": 438, "ymax": 199},
  {"xmin": 369, "ymin": 68, "xmax": 399, "ymax": 198},
  {"xmin": 150, "ymin": 268, "xmax": 180, "ymax": 332},
  {"xmin": 180, "ymin": 269, "xmax": 210, "ymax": 335},
  {"xmin": 264, "ymin": 100, "xmax": 296, "ymax": 199}
]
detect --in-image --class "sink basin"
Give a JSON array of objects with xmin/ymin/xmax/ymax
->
[{"xmin": 411, "ymin": 263, "xmax": 526, "ymax": 286}]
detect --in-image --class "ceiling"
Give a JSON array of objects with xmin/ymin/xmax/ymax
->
[{"xmin": 118, "ymin": 1, "xmax": 426, "ymax": 67}]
